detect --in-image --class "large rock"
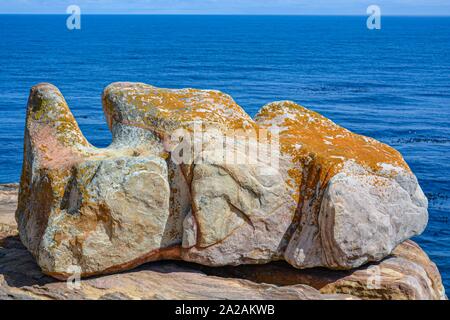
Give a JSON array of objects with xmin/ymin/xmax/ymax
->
[
  {"xmin": 255, "ymin": 101, "xmax": 428, "ymax": 269},
  {"xmin": 198, "ymin": 240, "xmax": 446, "ymax": 300},
  {"xmin": 17, "ymin": 83, "xmax": 291, "ymax": 278},
  {"xmin": 2, "ymin": 187, "xmax": 352, "ymax": 300},
  {"xmin": 2, "ymin": 185, "xmax": 445, "ymax": 299},
  {"xmin": 16, "ymin": 83, "xmax": 427, "ymax": 278}
]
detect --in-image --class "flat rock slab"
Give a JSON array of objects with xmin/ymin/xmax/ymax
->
[
  {"xmin": 1, "ymin": 185, "xmax": 351, "ymax": 300},
  {"xmin": 0, "ymin": 184, "xmax": 18, "ymax": 227},
  {"xmin": 0, "ymin": 228, "xmax": 352, "ymax": 300},
  {"xmin": 0, "ymin": 187, "xmax": 445, "ymax": 300},
  {"xmin": 198, "ymin": 240, "xmax": 446, "ymax": 300}
]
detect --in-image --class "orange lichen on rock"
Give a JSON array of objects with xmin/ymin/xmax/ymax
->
[
  {"xmin": 26, "ymin": 83, "xmax": 91, "ymax": 150},
  {"xmin": 256, "ymin": 101, "xmax": 410, "ymax": 199},
  {"xmin": 16, "ymin": 83, "xmax": 428, "ymax": 279},
  {"xmin": 102, "ymin": 82, "xmax": 257, "ymax": 135},
  {"xmin": 255, "ymin": 101, "xmax": 428, "ymax": 270}
]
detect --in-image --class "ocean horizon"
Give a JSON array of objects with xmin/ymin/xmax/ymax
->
[{"xmin": 0, "ymin": 14, "xmax": 448, "ymax": 292}]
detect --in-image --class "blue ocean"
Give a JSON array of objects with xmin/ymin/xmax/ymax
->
[{"xmin": 0, "ymin": 15, "xmax": 449, "ymax": 291}]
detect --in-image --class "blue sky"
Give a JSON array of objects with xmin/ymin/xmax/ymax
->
[{"xmin": 0, "ymin": 0, "xmax": 449, "ymax": 15}]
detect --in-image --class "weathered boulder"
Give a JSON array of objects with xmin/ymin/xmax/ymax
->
[
  {"xmin": 103, "ymin": 82, "xmax": 292, "ymax": 266},
  {"xmin": 0, "ymin": 196, "xmax": 444, "ymax": 300},
  {"xmin": 199, "ymin": 240, "xmax": 446, "ymax": 300},
  {"xmin": 255, "ymin": 101, "xmax": 428, "ymax": 269},
  {"xmin": 5, "ymin": 185, "xmax": 349, "ymax": 300},
  {"xmin": 16, "ymin": 83, "xmax": 428, "ymax": 278},
  {"xmin": 17, "ymin": 83, "xmax": 291, "ymax": 277},
  {"xmin": 17, "ymin": 83, "xmax": 182, "ymax": 278},
  {"xmin": 0, "ymin": 223, "xmax": 355, "ymax": 300}
]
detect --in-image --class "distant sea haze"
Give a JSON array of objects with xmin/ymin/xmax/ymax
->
[{"xmin": 0, "ymin": 15, "xmax": 449, "ymax": 291}]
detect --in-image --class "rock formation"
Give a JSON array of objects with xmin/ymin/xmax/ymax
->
[
  {"xmin": 16, "ymin": 82, "xmax": 428, "ymax": 279},
  {"xmin": 0, "ymin": 224, "xmax": 354, "ymax": 300},
  {"xmin": 199, "ymin": 240, "xmax": 446, "ymax": 300},
  {"xmin": 255, "ymin": 101, "xmax": 428, "ymax": 269},
  {"xmin": 0, "ymin": 187, "xmax": 445, "ymax": 299}
]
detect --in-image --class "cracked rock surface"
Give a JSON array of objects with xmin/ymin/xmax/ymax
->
[
  {"xmin": 16, "ymin": 82, "xmax": 428, "ymax": 278},
  {"xmin": 1, "ymin": 187, "xmax": 445, "ymax": 299}
]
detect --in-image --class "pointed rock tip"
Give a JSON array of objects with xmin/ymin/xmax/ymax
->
[{"xmin": 26, "ymin": 83, "xmax": 90, "ymax": 150}]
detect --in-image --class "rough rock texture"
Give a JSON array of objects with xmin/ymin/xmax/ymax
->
[
  {"xmin": 16, "ymin": 83, "xmax": 428, "ymax": 278},
  {"xmin": 0, "ymin": 191, "xmax": 445, "ymax": 300},
  {"xmin": 0, "ymin": 232, "xmax": 356, "ymax": 300},
  {"xmin": 199, "ymin": 240, "xmax": 446, "ymax": 300},
  {"xmin": 255, "ymin": 101, "xmax": 428, "ymax": 269},
  {"xmin": 0, "ymin": 184, "xmax": 18, "ymax": 228},
  {"xmin": 1, "ymin": 199, "xmax": 351, "ymax": 300},
  {"xmin": 16, "ymin": 83, "xmax": 292, "ymax": 278},
  {"xmin": 102, "ymin": 83, "xmax": 292, "ymax": 267}
]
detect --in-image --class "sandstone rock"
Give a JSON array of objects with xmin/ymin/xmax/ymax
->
[
  {"xmin": 0, "ymin": 224, "xmax": 354, "ymax": 300},
  {"xmin": 0, "ymin": 184, "xmax": 18, "ymax": 227},
  {"xmin": 2, "ymin": 185, "xmax": 445, "ymax": 300},
  {"xmin": 255, "ymin": 101, "xmax": 428, "ymax": 269},
  {"xmin": 17, "ymin": 83, "xmax": 291, "ymax": 278},
  {"xmin": 17, "ymin": 84, "xmax": 182, "ymax": 278},
  {"xmin": 16, "ymin": 83, "xmax": 428, "ymax": 278},
  {"xmin": 198, "ymin": 240, "xmax": 446, "ymax": 300}
]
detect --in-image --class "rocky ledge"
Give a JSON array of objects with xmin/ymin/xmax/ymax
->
[
  {"xmin": 6, "ymin": 82, "xmax": 445, "ymax": 300},
  {"xmin": 0, "ymin": 186, "xmax": 445, "ymax": 299}
]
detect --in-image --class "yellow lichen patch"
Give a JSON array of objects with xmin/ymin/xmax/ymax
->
[
  {"xmin": 256, "ymin": 101, "xmax": 411, "ymax": 207},
  {"xmin": 102, "ymin": 82, "xmax": 257, "ymax": 136},
  {"xmin": 27, "ymin": 83, "xmax": 90, "ymax": 151},
  {"xmin": 257, "ymin": 101, "xmax": 409, "ymax": 177}
]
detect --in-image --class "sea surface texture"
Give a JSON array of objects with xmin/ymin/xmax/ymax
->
[{"xmin": 0, "ymin": 15, "xmax": 448, "ymax": 292}]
